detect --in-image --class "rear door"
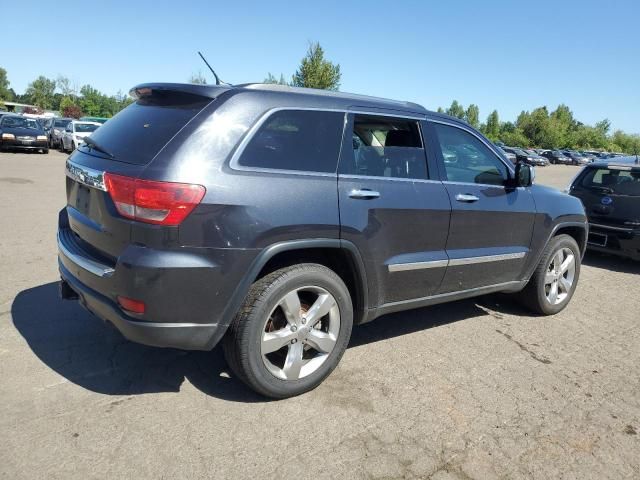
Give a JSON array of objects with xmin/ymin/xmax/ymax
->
[
  {"xmin": 428, "ymin": 120, "xmax": 536, "ymax": 293},
  {"xmin": 338, "ymin": 112, "xmax": 451, "ymax": 307}
]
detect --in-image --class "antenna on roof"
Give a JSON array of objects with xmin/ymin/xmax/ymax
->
[{"xmin": 197, "ymin": 51, "xmax": 232, "ymax": 86}]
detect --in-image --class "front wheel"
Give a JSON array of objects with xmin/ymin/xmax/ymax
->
[
  {"xmin": 223, "ymin": 264, "xmax": 353, "ymax": 399},
  {"xmin": 518, "ymin": 234, "xmax": 581, "ymax": 315}
]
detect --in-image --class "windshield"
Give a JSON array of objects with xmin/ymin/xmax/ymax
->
[
  {"xmin": 54, "ymin": 119, "xmax": 71, "ymax": 128},
  {"xmin": 580, "ymin": 167, "xmax": 640, "ymax": 196},
  {"xmin": 0, "ymin": 116, "xmax": 41, "ymax": 130},
  {"xmin": 74, "ymin": 123, "xmax": 99, "ymax": 133},
  {"xmin": 513, "ymin": 149, "xmax": 527, "ymax": 156}
]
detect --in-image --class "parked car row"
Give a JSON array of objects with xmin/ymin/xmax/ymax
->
[
  {"xmin": 496, "ymin": 144, "xmax": 626, "ymax": 167},
  {"xmin": 0, "ymin": 112, "xmax": 105, "ymax": 154}
]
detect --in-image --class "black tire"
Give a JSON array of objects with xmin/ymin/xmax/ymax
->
[
  {"xmin": 223, "ymin": 263, "xmax": 353, "ymax": 399},
  {"xmin": 42, "ymin": 149, "xmax": 49, "ymax": 154},
  {"xmin": 518, "ymin": 234, "xmax": 581, "ymax": 315}
]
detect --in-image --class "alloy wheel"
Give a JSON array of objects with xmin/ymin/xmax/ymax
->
[
  {"xmin": 544, "ymin": 247, "xmax": 576, "ymax": 305},
  {"xmin": 261, "ymin": 286, "xmax": 340, "ymax": 381}
]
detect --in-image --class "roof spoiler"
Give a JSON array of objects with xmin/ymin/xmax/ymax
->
[{"xmin": 129, "ymin": 83, "xmax": 233, "ymax": 100}]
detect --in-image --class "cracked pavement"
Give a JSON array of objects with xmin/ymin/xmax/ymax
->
[{"xmin": 1, "ymin": 152, "xmax": 638, "ymax": 479}]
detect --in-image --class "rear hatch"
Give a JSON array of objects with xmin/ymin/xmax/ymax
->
[
  {"xmin": 63, "ymin": 84, "xmax": 229, "ymax": 260},
  {"xmin": 571, "ymin": 164, "xmax": 640, "ymax": 229}
]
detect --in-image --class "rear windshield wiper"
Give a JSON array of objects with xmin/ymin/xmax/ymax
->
[{"xmin": 83, "ymin": 136, "xmax": 115, "ymax": 158}]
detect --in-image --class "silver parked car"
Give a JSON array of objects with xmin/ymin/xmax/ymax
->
[{"xmin": 49, "ymin": 117, "xmax": 73, "ymax": 148}]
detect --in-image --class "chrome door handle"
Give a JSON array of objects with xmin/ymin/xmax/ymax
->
[
  {"xmin": 455, "ymin": 193, "xmax": 480, "ymax": 203},
  {"xmin": 349, "ymin": 189, "xmax": 380, "ymax": 199}
]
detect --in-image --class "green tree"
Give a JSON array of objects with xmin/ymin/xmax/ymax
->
[
  {"xmin": 189, "ymin": 72, "xmax": 207, "ymax": 85},
  {"xmin": 291, "ymin": 42, "xmax": 341, "ymax": 90},
  {"xmin": 484, "ymin": 110, "xmax": 500, "ymax": 140},
  {"xmin": 436, "ymin": 106, "xmax": 444, "ymax": 114},
  {"xmin": 0, "ymin": 67, "xmax": 12, "ymax": 101},
  {"xmin": 25, "ymin": 76, "xmax": 56, "ymax": 109},
  {"xmin": 78, "ymin": 84, "xmax": 102, "ymax": 116},
  {"xmin": 446, "ymin": 100, "xmax": 465, "ymax": 119},
  {"xmin": 264, "ymin": 73, "xmax": 288, "ymax": 85},
  {"xmin": 465, "ymin": 104, "xmax": 480, "ymax": 128}
]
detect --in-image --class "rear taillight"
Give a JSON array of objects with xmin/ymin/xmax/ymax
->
[{"xmin": 104, "ymin": 173, "xmax": 205, "ymax": 226}]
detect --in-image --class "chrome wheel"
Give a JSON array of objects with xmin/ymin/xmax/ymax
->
[
  {"xmin": 544, "ymin": 247, "xmax": 576, "ymax": 305},
  {"xmin": 261, "ymin": 286, "xmax": 340, "ymax": 381}
]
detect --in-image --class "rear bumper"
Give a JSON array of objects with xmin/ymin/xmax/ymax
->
[
  {"xmin": 587, "ymin": 223, "xmax": 640, "ymax": 260},
  {"xmin": 57, "ymin": 216, "xmax": 260, "ymax": 350},
  {"xmin": 59, "ymin": 262, "xmax": 219, "ymax": 350}
]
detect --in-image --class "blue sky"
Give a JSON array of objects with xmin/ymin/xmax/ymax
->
[{"xmin": 4, "ymin": 0, "xmax": 640, "ymax": 132}]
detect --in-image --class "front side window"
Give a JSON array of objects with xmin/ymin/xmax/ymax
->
[
  {"xmin": 238, "ymin": 110, "xmax": 344, "ymax": 173},
  {"xmin": 342, "ymin": 114, "xmax": 427, "ymax": 179},
  {"xmin": 433, "ymin": 123, "xmax": 508, "ymax": 186}
]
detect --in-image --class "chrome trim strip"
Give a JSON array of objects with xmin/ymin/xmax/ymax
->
[
  {"xmin": 388, "ymin": 252, "xmax": 526, "ymax": 272},
  {"xmin": 65, "ymin": 159, "xmax": 107, "ymax": 191},
  {"xmin": 448, "ymin": 252, "xmax": 526, "ymax": 266},
  {"xmin": 388, "ymin": 260, "xmax": 448, "ymax": 272},
  {"xmin": 590, "ymin": 222, "xmax": 633, "ymax": 232},
  {"xmin": 57, "ymin": 232, "xmax": 115, "ymax": 277}
]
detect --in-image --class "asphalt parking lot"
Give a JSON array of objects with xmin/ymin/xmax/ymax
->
[{"xmin": 1, "ymin": 150, "xmax": 638, "ymax": 479}]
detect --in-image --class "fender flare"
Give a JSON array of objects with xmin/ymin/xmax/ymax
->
[
  {"xmin": 523, "ymin": 221, "xmax": 588, "ymax": 282},
  {"xmin": 212, "ymin": 239, "xmax": 370, "ymax": 346}
]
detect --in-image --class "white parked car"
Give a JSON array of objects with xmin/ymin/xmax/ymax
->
[{"xmin": 60, "ymin": 121, "xmax": 101, "ymax": 152}]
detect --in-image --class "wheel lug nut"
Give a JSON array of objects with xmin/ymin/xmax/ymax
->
[
  {"xmin": 291, "ymin": 339, "xmax": 297, "ymax": 344},
  {"xmin": 291, "ymin": 326, "xmax": 297, "ymax": 332},
  {"xmin": 301, "ymin": 317, "xmax": 306, "ymax": 324}
]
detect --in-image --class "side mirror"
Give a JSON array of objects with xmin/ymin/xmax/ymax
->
[{"xmin": 515, "ymin": 162, "xmax": 535, "ymax": 187}]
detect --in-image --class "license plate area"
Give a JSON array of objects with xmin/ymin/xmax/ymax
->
[
  {"xmin": 588, "ymin": 232, "xmax": 608, "ymax": 247},
  {"xmin": 75, "ymin": 184, "xmax": 92, "ymax": 215}
]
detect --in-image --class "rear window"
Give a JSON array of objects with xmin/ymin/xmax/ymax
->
[
  {"xmin": 237, "ymin": 110, "xmax": 344, "ymax": 173},
  {"xmin": 580, "ymin": 167, "xmax": 640, "ymax": 196},
  {"xmin": 79, "ymin": 91, "xmax": 211, "ymax": 165},
  {"xmin": 75, "ymin": 123, "xmax": 99, "ymax": 133}
]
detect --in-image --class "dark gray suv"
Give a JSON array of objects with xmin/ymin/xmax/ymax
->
[{"xmin": 58, "ymin": 83, "xmax": 588, "ymax": 398}]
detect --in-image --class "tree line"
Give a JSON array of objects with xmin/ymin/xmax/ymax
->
[
  {"xmin": 2, "ymin": 42, "xmax": 638, "ymax": 154},
  {"xmin": 437, "ymin": 100, "xmax": 640, "ymax": 154},
  {"xmin": 0, "ymin": 67, "xmax": 133, "ymax": 119}
]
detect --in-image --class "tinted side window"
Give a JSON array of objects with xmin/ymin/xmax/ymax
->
[
  {"xmin": 238, "ymin": 110, "xmax": 344, "ymax": 173},
  {"xmin": 433, "ymin": 123, "xmax": 507, "ymax": 186},
  {"xmin": 342, "ymin": 114, "xmax": 427, "ymax": 179}
]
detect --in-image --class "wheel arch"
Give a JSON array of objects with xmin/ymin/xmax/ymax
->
[{"xmin": 220, "ymin": 239, "xmax": 370, "ymax": 332}]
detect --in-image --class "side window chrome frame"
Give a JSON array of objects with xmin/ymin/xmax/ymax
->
[
  {"xmin": 427, "ymin": 118, "xmax": 516, "ymax": 187},
  {"xmin": 229, "ymin": 107, "xmax": 428, "ymax": 177}
]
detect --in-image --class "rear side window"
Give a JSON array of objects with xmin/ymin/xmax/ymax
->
[
  {"xmin": 580, "ymin": 167, "xmax": 640, "ymax": 196},
  {"xmin": 238, "ymin": 110, "xmax": 344, "ymax": 173},
  {"xmin": 81, "ymin": 91, "xmax": 211, "ymax": 165},
  {"xmin": 342, "ymin": 114, "xmax": 427, "ymax": 179}
]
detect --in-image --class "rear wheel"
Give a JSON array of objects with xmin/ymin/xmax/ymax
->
[
  {"xmin": 518, "ymin": 234, "xmax": 581, "ymax": 315},
  {"xmin": 223, "ymin": 264, "xmax": 353, "ymax": 399}
]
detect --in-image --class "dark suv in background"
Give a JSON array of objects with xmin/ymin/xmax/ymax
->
[
  {"xmin": 58, "ymin": 83, "xmax": 587, "ymax": 398},
  {"xmin": 568, "ymin": 157, "xmax": 640, "ymax": 260}
]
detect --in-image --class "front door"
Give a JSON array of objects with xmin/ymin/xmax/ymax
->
[
  {"xmin": 338, "ymin": 112, "xmax": 451, "ymax": 307},
  {"xmin": 428, "ymin": 120, "xmax": 536, "ymax": 293}
]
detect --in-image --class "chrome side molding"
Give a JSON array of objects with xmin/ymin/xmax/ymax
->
[
  {"xmin": 65, "ymin": 159, "xmax": 107, "ymax": 191},
  {"xmin": 388, "ymin": 251, "xmax": 526, "ymax": 272}
]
